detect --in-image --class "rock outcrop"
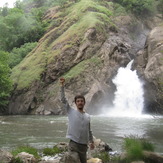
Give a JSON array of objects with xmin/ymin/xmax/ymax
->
[
  {"xmin": 0, "ymin": 150, "xmax": 13, "ymax": 163},
  {"xmin": 16, "ymin": 152, "xmax": 37, "ymax": 163},
  {"xmin": 87, "ymin": 158, "xmax": 102, "ymax": 163},
  {"xmin": 134, "ymin": 25, "xmax": 163, "ymax": 114}
]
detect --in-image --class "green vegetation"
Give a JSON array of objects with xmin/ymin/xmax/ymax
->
[
  {"xmin": 0, "ymin": 51, "xmax": 12, "ymax": 110},
  {"xmin": 0, "ymin": 7, "xmax": 48, "ymax": 52},
  {"xmin": 93, "ymin": 152, "xmax": 110, "ymax": 162},
  {"xmin": 113, "ymin": 0, "xmax": 156, "ymax": 16},
  {"xmin": 113, "ymin": 3, "xmax": 127, "ymax": 16},
  {"xmin": 20, "ymin": 0, "xmax": 77, "ymax": 9},
  {"xmin": 64, "ymin": 57, "xmax": 102, "ymax": 79},
  {"xmin": 0, "ymin": 137, "xmax": 157, "ymax": 163},
  {"xmin": 10, "ymin": 0, "xmax": 111, "ymax": 89},
  {"xmin": 157, "ymin": 0, "xmax": 163, "ymax": 15},
  {"xmin": 9, "ymin": 42, "xmax": 37, "ymax": 68},
  {"xmin": 11, "ymin": 157, "xmax": 23, "ymax": 163},
  {"xmin": 12, "ymin": 145, "xmax": 40, "ymax": 159},
  {"xmin": 43, "ymin": 146, "xmax": 63, "ymax": 156},
  {"xmin": 49, "ymin": 0, "xmax": 112, "ymax": 46},
  {"xmin": 123, "ymin": 136, "xmax": 155, "ymax": 162}
]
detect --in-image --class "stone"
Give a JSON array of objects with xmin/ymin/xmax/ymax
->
[
  {"xmin": 94, "ymin": 139, "xmax": 101, "ymax": 147},
  {"xmin": 44, "ymin": 110, "xmax": 51, "ymax": 115},
  {"xmin": 0, "ymin": 150, "xmax": 13, "ymax": 163},
  {"xmin": 87, "ymin": 158, "xmax": 102, "ymax": 163},
  {"xmin": 143, "ymin": 151, "xmax": 163, "ymax": 163},
  {"xmin": 35, "ymin": 104, "xmax": 45, "ymax": 115},
  {"xmin": 39, "ymin": 161, "xmax": 59, "ymax": 163},
  {"xmin": 59, "ymin": 152, "xmax": 81, "ymax": 163},
  {"xmin": 56, "ymin": 142, "xmax": 68, "ymax": 151},
  {"xmin": 16, "ymin": 152, "xmax": 36, "ymax": 163},
  {"xmin": 93, "ymin": 137, "xmax": 112, "ymax": 152}
]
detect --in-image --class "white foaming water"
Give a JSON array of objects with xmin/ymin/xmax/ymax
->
[{"xmin": 107, "ymin": 60, "xmax": 145, "ymax": 117}]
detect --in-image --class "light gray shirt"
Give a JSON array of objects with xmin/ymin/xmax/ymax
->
[{"xmin": 60, "ymin": 86, "xmax": 93, "ymax": 144}]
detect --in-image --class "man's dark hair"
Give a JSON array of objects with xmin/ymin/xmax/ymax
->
[{"xmin": 74, "ymin": 95, "xmax": 85, "ymax": 104}]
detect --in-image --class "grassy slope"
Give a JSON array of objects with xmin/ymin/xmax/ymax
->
[{"xmin": 11, "ymin": 0, "xmax": 113, "ymax": 90}]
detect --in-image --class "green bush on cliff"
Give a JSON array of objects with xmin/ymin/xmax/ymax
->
[
  {"xmin": 8, "ymin": 42, "xmax": 37, "ymax": 68},
  {"xmin": 113, "ymin": 0, "xmax": 156, "ymax": 16},
  {"xmin": 22, "ymin": 0, "xmax": 73, "ymax": 9},
  {"xmin": 63, "ymin": 57, "xmax": 102, "ymax": 79},
  {"xmin": 157, "ymin": 0, "xmax": 163, "ymax": 15},
  {"xmin": 113, "ymin": 3, "xmax": 127, "ymax": 16},
  {"xmin": 0, "ymin": 5, "xmax": 48, "ymax": 52},
  {"xmin": 0, "ymin": 51, "xmax": 12, "ymax": 110}
]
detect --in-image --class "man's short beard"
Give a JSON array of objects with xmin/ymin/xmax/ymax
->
[{"xmin": 78, "ymin": 107, "xmax": 83, "ymax": 110}]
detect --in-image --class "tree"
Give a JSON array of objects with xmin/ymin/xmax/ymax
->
[
  {"xmin": 157, "ymin": 0, "xmax": 163, "ymax": 16},
  {"xmin": 8, "ymin": 42, "xmax": 37, "ymax": 68},
  {"xmin": 14, "ymin": 0, "xmax": 23, "ymax": 9},
  {"xmin": 0, "ymin": 51, "xmax": 12, "ymax": 111},
  {"xmin": 1, "ymin": 3, "xmax": 9, "ymax": 16},
  {"xmin": 0, "ymin": 8, "xmax": 25, "ymax": 51},
  {"xmin": 113, "ymin": 0, "xmax": 155, "ymax": 16},
  {"xmin": 0, "ymin": 7, "xmax": 48, "ymax": 52}
]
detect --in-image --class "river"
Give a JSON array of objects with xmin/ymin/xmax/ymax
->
[{"xmin": 0, "ymin": 115, "xmax": 163, "ymax": 153}]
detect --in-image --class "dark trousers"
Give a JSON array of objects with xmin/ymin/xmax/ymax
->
[{"xmin": 68, "ymin": 140, "xmax": 88, "ymax": 163}]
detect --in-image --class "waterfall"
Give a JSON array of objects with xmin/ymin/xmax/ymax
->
[{"xmin": 108, "ymin": 60, "xmax": 144, "ymax": 117}]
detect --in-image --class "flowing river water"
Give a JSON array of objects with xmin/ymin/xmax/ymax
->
[{"xmin": 0, "ymin": 115, "xmax": 163, "ymax": 153}]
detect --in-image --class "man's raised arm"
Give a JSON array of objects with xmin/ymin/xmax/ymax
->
[{"xmin": 60, "ymin": 78, "xmax": 71, "ymax": 112}]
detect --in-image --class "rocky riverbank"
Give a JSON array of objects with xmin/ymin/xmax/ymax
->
[{"xmin": 1, "ymin": 137, "xmax": 163, "ymax": 163}]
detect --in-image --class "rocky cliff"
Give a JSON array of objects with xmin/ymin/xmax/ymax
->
[
  {"xmin": 8, "ymin": 0, "xmax": 163, "ymax": 115},
  {"xmin": 134, "ymin": 24, "xmax": 163, "ymax": 114}
]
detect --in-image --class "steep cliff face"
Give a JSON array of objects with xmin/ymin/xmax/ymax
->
[
  {"xmin": 8, "ymin": 0, "xmax": 163, "ymax": 115},
  {"xmin": 134, "ymin": 25, "xmax": 163, "ymax": 114}
]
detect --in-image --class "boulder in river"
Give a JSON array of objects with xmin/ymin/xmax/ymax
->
[
  {"xmin": 16, "ymin": 152, "xmax": 36, "ymax": 163},
  {"xmin": 87, "ymin": 158, "xmax": 102, "ymax": 163},
  {"xmin": 0, "ymin": 149, "xmax": 13, "ymax": 163}
]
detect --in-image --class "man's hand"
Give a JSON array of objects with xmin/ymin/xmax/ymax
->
[
  {"xmin": 89, "ymin": 142, "xmax": 95, "ymax": 150},
  {"xmin": 60, "ymin": 77, "xmax": 65, "ymax": 86}
]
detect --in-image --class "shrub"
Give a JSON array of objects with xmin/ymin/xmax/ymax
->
[
  {"xmin": 8, "ymin": 42, "xmax": 37, "ymax": 68},
  {"xmin": 0, "ymin": 51, "xmax": 12, "ymax": 110},
  {"xmin": 93, "ymin": 152, "xmax": 110, "ymax": 162},
  {"xmin": 123, "ymin": 136, "xmax": 155, "ymax": 162},
  {"xmin": 11, "ymin": 157, "xmax": 23, "ymax": 163},
  {"xmin": 113, "ymin": 0, "xmax": 156, "ymax": 16},
  {"xmin": 0, "ymin": 6, "xmax": 48, "ymax": 52},
  {"xmin": 157, "ymin": 0, "xmax": 163, "ymax": 15},
  {"xmin": 140, "ymin": 138, "xmax": 154, "ymax": 152},
  {"xmin": 113, "ymin": 3, "xmax": 127, "ymax": 16},
  {"xmin": 43, "ymin": 146, "xmax": 62, "ymax": 156},
  {"xmin": 12, "ymin": 145, "xmax": 40, "ymax": 159}
]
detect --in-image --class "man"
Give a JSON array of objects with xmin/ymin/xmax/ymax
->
[{"xmin": 60, "ymin": 78, "xmax": 94, "ymax": 163}]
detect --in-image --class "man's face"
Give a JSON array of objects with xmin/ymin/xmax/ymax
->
[{"xmin": 75, "ymin": 98, "xmax": 85, "ymax": 110}]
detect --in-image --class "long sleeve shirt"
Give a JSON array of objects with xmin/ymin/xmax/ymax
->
[{"xmin": 60, "ymin": 86, "xmax": 93, "ymax": 145}]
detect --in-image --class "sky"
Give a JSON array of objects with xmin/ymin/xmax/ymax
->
[{"xmin": 0, "ymin": 0, "xmax": 17, "ymax": 8}]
